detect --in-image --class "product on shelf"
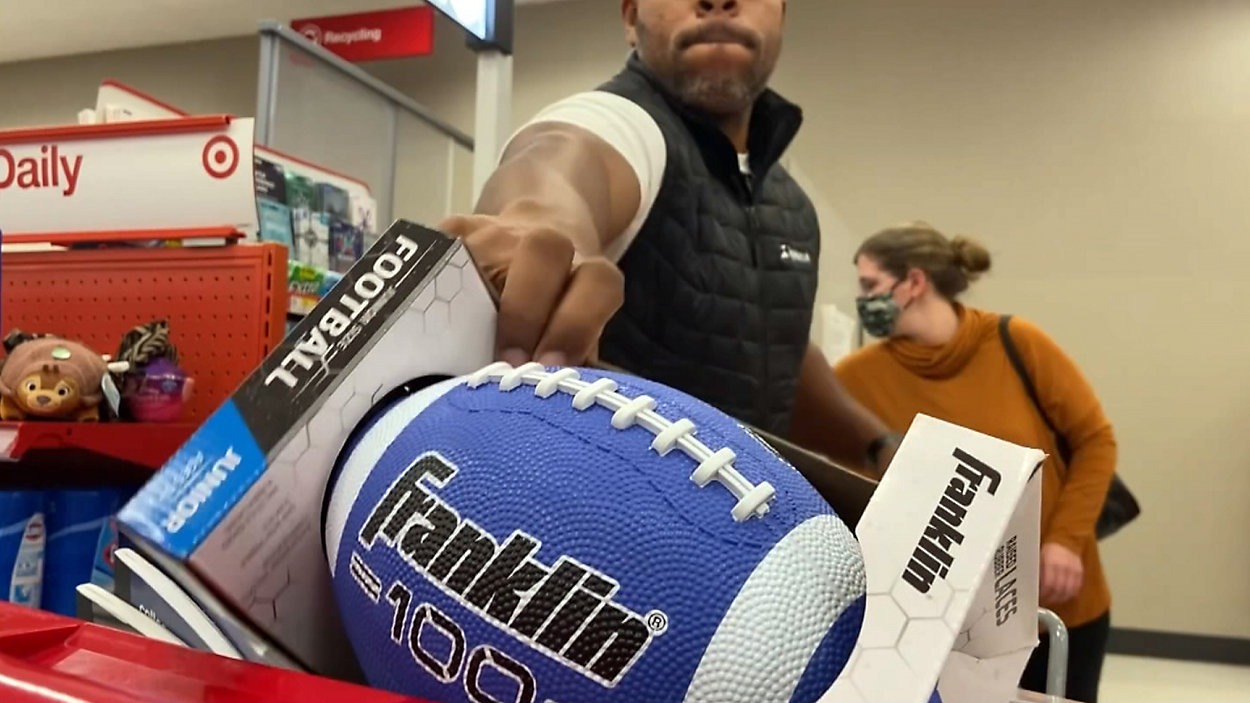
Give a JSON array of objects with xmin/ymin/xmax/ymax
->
[
  {"xmin": 329, "ymin": 219, "xmax": 364, "ymax": 272},
  {"xmin": 284, "ymin": 171, "xmax": 320, "ymax": 213},
  {"xmin": 0, "ymin": 336, "xmax": 112, "ymax": 422},
  {"xmin": 253, "ymin": 155, "xmax": 287, "ymax": 202},
  {"xmin": 113, "ymin": 320, "xmax": 195, "ymax": 423},
  {"xmin": 120, "ymin": 358, "xmax": 194, "ymax": 423},
  {"xmin": 42, "ymin": 487, "xmax": 132, "ymax": 616},
  {"xmin": 306, "ymin": 213, "xmax": 332, "ymax": 269},
  {"xmin": 250, "ymin": 143, "xmax": 378, "ymax": 312},
  {"xmin": 317, "ymin": 183, "xmax": 350, "ymax": 221},
  {"xmin": 287, "ymin": 260, "xmax": 344, "ymax": 316},
  {"xmin": 0, "ymin": 486, "xmax": 135, "ymax": 619},
  {"xmin": 258, "ymin": 198, "xmax": 295, "ymax": 250},
  {"xmin": 0, "ymin": 320, "xmax": 197, "ymax": 426},
  {"xmin": 0, "ymin": 491, "xmax": 45, "ymax": 610},
  {"xmin": 351, "ymin": 192, "xmax": 375, "ymax": 241}
]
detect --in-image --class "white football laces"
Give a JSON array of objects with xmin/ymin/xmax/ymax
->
[{"xmin": 466, "ymin": 362, "xmax": 776, "ymax": 522}]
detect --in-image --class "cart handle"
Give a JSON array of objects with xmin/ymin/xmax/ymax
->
[{"xmin": 1037, "ymin": 608, "xmax": 1070, "ymax": 699}]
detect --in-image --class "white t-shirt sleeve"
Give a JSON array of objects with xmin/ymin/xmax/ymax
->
[{"xmin": 503, "ymin": 91, "xmax": 667, "ymax": 263}]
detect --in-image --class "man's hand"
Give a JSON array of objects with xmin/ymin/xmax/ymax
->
[
  {"xmin": 1039, "ymin": 542, "xmax": 1084, "ymax": 606},
  {"xmin": 439, "ymin": 213, "xmax": 624, "ymax": 367},
  {"xmin": 789, "ymin": 344, "xmax": 897, "ymax": 475},
  {"xmin": 873, "ymin": 437, "xmax": 900, "ymax": 476}
]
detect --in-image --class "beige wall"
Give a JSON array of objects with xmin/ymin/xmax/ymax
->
[
  {"xmin": 2, "ymin": 0, "xmax": 1247, "ymax": 639},
  {"xmin": 0, "ymin": 37, "xmax": 259, "ymax": 130}
]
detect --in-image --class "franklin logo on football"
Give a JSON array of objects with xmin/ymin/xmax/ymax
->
[{"xmin": 357, "ymin": 452, "xmax": 666, "ymax": 686}]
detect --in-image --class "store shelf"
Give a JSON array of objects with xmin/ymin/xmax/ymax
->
[
  {"xmin": 2, "ymin": 226, "xmax": 244, "ymax": 248},
  {"xmin": 1, "ymin": 242, "xmax": 288, "ymax": 424},
  {"xmin": 287, "ymin": 259, "xmax": 344, "ymax": 316},
  {"xmin": 0, "ymin": 422, "xmax": 195, "ymax": 485}
]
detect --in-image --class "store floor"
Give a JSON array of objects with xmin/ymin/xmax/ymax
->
[{"xmin": 1101, "ymin": 655, "xmax": 1250, "ymax": 702}]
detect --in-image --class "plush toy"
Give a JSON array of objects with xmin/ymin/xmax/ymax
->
[
  {"xmin": 115, "ymin": 319, "xmax": 178, "ymax": 368},
  {"xmin": 0, "ymin": 337, "xmax": 109, "ymax": 422},
  {"xmin": 2, "ymin": 329, "xmax": 52, "ymax": 354}
]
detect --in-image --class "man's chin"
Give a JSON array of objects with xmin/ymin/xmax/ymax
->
[
  {"xmin": 669, "ymin": 71, "xmax": 763, "ymax": 115},
  {"xmin": 680, "ymin": 84, "xmax": 758, "ymax": 117}
]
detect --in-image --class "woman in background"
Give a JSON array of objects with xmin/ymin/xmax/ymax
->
[{"xmin": 833, "ymin": 221, "xmax": 1118, "ymax": 703}]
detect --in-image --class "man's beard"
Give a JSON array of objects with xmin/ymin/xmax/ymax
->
[
  {"xmin": 636, "ymin": 24, "xmax": 770, "ymax": 117},
  {"xmin": 666, "ymin": 68, "xmax": 767, "ymax": 117}
]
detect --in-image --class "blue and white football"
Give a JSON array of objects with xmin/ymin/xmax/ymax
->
[{"xmin": 323, "ymin": 363, "xmax": 867, "ymax": 703}]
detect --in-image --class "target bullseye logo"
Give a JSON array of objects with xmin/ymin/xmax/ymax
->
[
  {"xmin": 300, "ymin": 24, "xmax": 323, "ymax": 45},
  {"xmin": 202, "ymin": 135, "xmax": 239, "ymax": 180}
]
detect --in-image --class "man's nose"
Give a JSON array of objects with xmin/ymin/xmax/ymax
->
[{"xmin": 698, "ymin": 0, "xmax": 740, "ymax": 15}]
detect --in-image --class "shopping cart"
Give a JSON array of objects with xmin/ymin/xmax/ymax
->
[
  {"xmin": 0, "ymin": 600, "xmax": 1077, "ymax": 703},
  {"xmin": 0, "ymin": 603, "xmax": 431, "ymax": 703},
  {"xmin": 1035, "ymin": 607, "xmax": 1071, "ymax": 701}
]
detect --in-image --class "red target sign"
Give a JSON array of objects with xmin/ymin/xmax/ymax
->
[{"xmin": 202, "ymin": 135, "xmax": 239, "ymax": 179}]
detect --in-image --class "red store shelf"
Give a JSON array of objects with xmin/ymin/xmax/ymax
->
[
  {"xmin": 1, "ymin": 240, "xmax": 287, "ymax": 482},
  {"xmin": 1, "ymin": 241, "xmax": 287, "ymax": 426},
  {"xmin": 0, "ymin": 422, "xmax": 195, "ymax": 485}
]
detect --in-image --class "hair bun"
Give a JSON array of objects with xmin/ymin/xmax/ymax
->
[{"xmin": 951, "ymin": 236, "xmax": 992, "ymax": 277}]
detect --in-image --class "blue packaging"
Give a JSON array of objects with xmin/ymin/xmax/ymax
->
[
  {"xmin": 0, "ymin": 491, "xmax": 46, "ymax": 609},
  {"xmin": 43, "ymin": 488, "xmax": 127, "ymax": 616},
  {"xmin": 257, "ymin": 198, "xmax": 295, "ymax": 249}
]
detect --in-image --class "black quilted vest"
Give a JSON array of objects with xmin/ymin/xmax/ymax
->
[{"xmin": 596, "ymin": 54, "xmax": 821, "ymax": 435}]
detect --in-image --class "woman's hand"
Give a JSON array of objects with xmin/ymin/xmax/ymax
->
[{"xmin": 1039, "ymin": 542, "xmax": 1084, "ymax": 606}]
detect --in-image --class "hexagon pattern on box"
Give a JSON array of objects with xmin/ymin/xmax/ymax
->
[{"xmin": 820, "ymin": 414, "xmax": 1044, "ymax": 703}]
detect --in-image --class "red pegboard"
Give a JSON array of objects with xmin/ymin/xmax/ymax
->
[{"xmin": 1, "ymin": 243, "xmax": 288, "ymax": 423}]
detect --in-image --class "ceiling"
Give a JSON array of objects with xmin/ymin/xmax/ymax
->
[{"xmin": 0, "ymin": 0, "xmax": 572, "ymax": 64}]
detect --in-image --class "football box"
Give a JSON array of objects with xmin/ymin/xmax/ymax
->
[
  {"xmin": 117, "ymin": 219, "xmax": 497, "ymax": 681},
  {"xmin": 115, "ymin": 217, "xmax": 1046, "ymax": 702}
]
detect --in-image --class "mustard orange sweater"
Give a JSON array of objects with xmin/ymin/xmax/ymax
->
[{"xmin": 834, "ymin": 305, "xmax": 1117, "ymax": 628}]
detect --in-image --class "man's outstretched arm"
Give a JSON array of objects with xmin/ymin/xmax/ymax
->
[
  {"xmin": 440, "ymin": 116, "xmax": 647, "ymax": 366},
  {"xmin": 470, "ymin": 121, "xmax": 641, "ymax": 254},
  {"xmin": 788, "ymin": 343, "xmax": 900, "ymax": 477}
]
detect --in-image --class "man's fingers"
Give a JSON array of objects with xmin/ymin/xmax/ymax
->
[
  {"xmin": 438, "ymin": 218, "xmax": 619, "ymax": 367},
  {"xmin": 534, "ymin": 257, "xmax": 624, "ymax": 366},
  {"xmin": 495, "ymin": 230, "xmax": 577, "ymax": 363},
  {"xmin": 437, "ymin": 214, "xmax": 475, "ymax": 238},
  {"xmin": 460, "ymin": 225, "xmax": 519, "ymax": 292}
]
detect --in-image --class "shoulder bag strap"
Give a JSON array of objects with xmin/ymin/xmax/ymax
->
[{"xmin": 997, "ymin": 314, "xmax": 1072, "ymax": 463}]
